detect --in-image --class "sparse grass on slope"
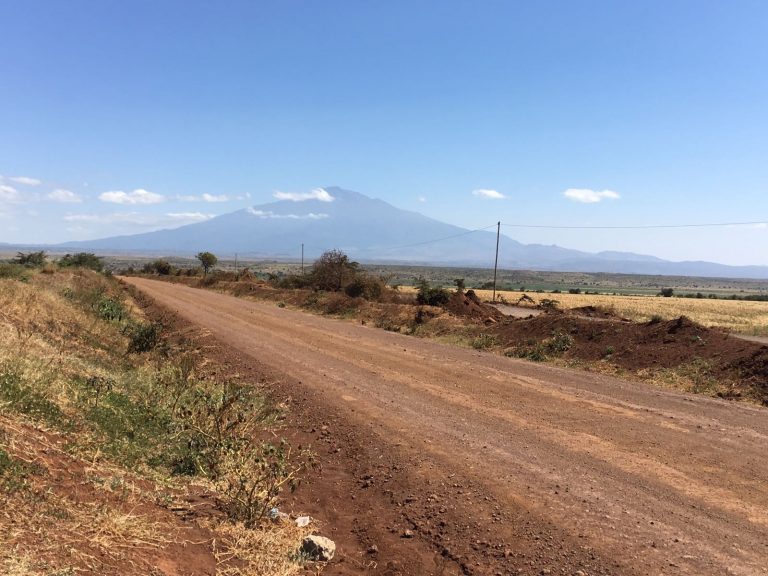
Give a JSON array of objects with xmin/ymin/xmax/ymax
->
[{"xmin": 0, "ymin": 268, "xmax": 314, "ymax": 576}]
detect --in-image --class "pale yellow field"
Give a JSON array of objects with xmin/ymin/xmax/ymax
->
[
  {"xmin": 478, "ymin": 290, "xmax": 768, "ymax": 335},
  {"xmin": 398, "ymin": 285, "xmax": 768, "ymax": 335}
]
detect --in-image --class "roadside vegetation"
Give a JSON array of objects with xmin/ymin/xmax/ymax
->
[{"xmin": 0, "ymin": 253, "xmax": 314, "ymax": 575}]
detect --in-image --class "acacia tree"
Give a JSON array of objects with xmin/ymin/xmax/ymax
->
[
  {"xmin": 196, "ymin": 251, "xmax": 218, "ymax": 276},
  {"xmin": 13, "ymin": 251, "xmax": 46, "ymax": 266},
  {"xmin": 311, "ymin": 249, "xmax": 359, "ymax": 291}
]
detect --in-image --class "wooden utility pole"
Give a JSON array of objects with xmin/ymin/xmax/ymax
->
[
  {"xmin": 234, "ymin": 253, "xmax": 238, "ymax": 274},
  {"xmin": 301, "ymin": 243, "xmax": 305, "ymax": 275},
  {"xmin": 492, "ymin": 221, "xmax": 500, "ymax": 303}
]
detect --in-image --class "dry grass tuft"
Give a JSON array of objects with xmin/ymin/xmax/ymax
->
[{"xmin": 212, "ymin": 520, "xmax": 314, "ymax": 576}]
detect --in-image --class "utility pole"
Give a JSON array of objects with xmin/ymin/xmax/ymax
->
[
  {"xmin": 234, "ymin": 253, "xmax": 238, "ymax": 274},
  {"xmin": 301, "ymin": 243, "xmax": 304, "ymax": 275},
  {"xmin": 492, "ymin": 221, "xmax": 500, "ymax": 303}
]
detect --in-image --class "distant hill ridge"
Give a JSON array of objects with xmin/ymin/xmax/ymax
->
[{"xmin": 59, "ymin": 186, "xmax": 768, "ymax": 279}]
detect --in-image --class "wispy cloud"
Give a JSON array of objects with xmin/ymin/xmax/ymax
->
[
  {"xmin": 98, "ymin": 188, "xmax": 165, "ymax": 205},
  {"xmin": 472, "ymin": 188, "xmax": 506, "ymax": 200},
  {"xmin": 272, "ymin": 187, "xmax": 335, "ymax": 202},
  {"xmin": 176, "ymin": 193, "xmax": 230, "ymax": 203},
  {"xmin": 9, "ymin": 176, "xmax": 41, "ymax": 186},
  {"xmin": 0, "ymin": 184, "xmax": 20, "ymax": 202},
  {"xmin": 64, "ymin": 211, "xmax": 213, "ymax": 226},
  {"xmin": 563, "ymin": 188, "xmax": 620, "ymax": 203},
  {"xmin": 166, "ymin": 212, "xmax": 215, "ymax": 222},
  {"xmin": 417, "ymin": 195, "xmax": 427, "ymax": 203},
  {"xmin": 247, "ymin": 208, "xmax": 329, "ymax": 220},
  {"xmin": 47, "ymin": 189, "xmax": 82, "ymax": 203}
]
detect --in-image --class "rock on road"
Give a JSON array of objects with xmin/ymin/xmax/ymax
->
[{"xmin": 125, "ymin": 277, "xmax": 768, "ymax": 576}]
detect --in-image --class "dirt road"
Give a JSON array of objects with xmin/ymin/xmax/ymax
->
[{"xmin": 125, "ymin": 278, "xmax": 768, "ymax": 576}]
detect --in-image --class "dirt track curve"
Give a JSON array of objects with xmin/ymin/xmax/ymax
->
[{"xmin": 125, "ymin": 278, "xmax": 768, "ymax": 576}]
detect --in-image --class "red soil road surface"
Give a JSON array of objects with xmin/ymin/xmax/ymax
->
[{"xmin": 125, "ymin": 278, "xmax": 768, "ymax": 576}]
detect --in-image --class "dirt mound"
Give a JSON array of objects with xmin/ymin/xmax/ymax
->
[
  {"xmin": 493, "ymin": 314, "xmax": 768, "ymax": 403},
  {"xmin": 570, "ymin": 305, "xmax": 627, "ymax": 320},
  {"xmin": 446, "ymin": 289, "xmax": 505, "ymax": 324}
]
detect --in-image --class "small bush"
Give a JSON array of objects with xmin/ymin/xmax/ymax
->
[
  {"xmin": 58, "ymin": 252, "xmax": 104, "ymax": 272},
  {"xmin": 344, "ymin": 275, "xmax": 385, "ymax": 300},
  {"xmin": 0, "ymin": 263, "xmax": 26, "ymax": 279},
  {"xmin": 507, "ymin": 344, "xmax": 548, "ymax": 362},
  {"xmin": 13, "ymin": 251, "xmax": 46, "ymax": 267},
  {"xmin": 143, "ymin": 259, "xmax": 172, "ymax": 275},
  {"xmin": 547, "ymin": 330, "xmax": 573, "ymax": 354},
  {"xmin": 96, "ymin": 297, "xmax": 126, "ymax": 322},
  {"xmin": 126, "ymin": 322, "xmax": 160, "ymax": 353},
  {"xmin": 471, "ymin": 333, "xmax": 497, "ymax": 350},
  {"xmin": 415, "ymin": 278, "xmax": 450, "ymax": 306}
]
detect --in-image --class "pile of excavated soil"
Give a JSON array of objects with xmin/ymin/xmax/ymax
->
[
  {"xmin": 493, "ymin": 313, "xmax": 768, "ymax": 403},
  {"xmin": 445, "ymin": 289, "xmax": 505, "ymax": 324},
  {"xmin": 570, "ymin": 304, "xmax": 630, "ymax": 321}
]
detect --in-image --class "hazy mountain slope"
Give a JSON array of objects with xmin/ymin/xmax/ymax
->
[{"xmin": 59, "ymin": 187, "xmax": 768, "ymax": 278}]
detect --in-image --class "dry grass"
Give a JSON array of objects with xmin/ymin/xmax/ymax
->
[
  {"xmin": 468, "ymin": 289, "xmax": 768, "ymax": 335},
  {"xmin": 0, "ymin": 269, "xmax": 312, "ymax": 576},
  {"xmin": 212, "ymin": 520, "xmax": 315, "ymax": 576}
]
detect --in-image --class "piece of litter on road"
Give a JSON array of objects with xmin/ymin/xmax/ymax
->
[{"xmin": 295, "ymin": 515, "xmax": 312, "ymax": 527}]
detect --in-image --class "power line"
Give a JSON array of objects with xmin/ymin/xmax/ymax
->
[{"xmin": 501, "ymin": 221, "xmax": 768, "ymax": 230}]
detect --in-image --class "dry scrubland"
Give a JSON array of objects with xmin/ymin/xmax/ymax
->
[
  {"xmin": 464, "ymin": 289, "xmax": 768, "ymax": 335},
  {"xmin": 0, "ymin": 267, "xmax": 313, "ymax": 576}
]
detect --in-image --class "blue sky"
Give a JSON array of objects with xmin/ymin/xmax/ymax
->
[{"xmin": 1, "ymin": 1, "xmax": 767, "ymax": 265}]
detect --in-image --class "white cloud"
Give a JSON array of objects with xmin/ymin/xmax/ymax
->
[
  {"xmin": 47, "ymin": 189, "xmax": 82, "ymax": 203},
  {"xmin": 563, "ymin": 188, "xmax": 620, "ymax": 203},
  {"xmin": 0, "ymin": 184, "xmax": 20, "ymax": 202},
  {"xmin": 9, "ymin": 176, "xmax": 41, "ymax": 186},
  {"xmin": 417, "ymin": 195, "xmax": 427, "ymax": 203},
  {"xmin": 166, "ymin": 212, "xmax": 215, "ymax": 222},
  {"xmin": 272, "ymin": 187, "xmax": 335, "ymax": 202},
  {"xmin": 472, "ymin": 188, "xmax": 506, "ymax": 200},
  {"xmin": 176, "ymin": 193, "xmax": 230, "ymax": 203},
  {"xmin": 99, "ymin": 188, "xmax": 165, "ymax": 205},
  {"xmin": 247, "ymin": 208, "xmax": 329, "ymax": 220},
  {"xmin": 64, "ymin": 211, "xmax": 214, "ymax": 226}
]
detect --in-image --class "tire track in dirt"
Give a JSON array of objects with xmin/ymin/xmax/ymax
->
[{"xmin": 125, "ymin": 278, "xmax": 768, "ymax": 576}]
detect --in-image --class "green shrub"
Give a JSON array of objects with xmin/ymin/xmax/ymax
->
[
  {"xmin": 143, "ymin": 259, "xmax": 172, "ymax": 275},
  {"xmin": 506, "ymin": 344, "xmax": 548, "ymax": 362},
  {"xmin": 0, "ymin": 263, "xmax": 26, "ymax": 279},
  {"xmin": 344, "ymin": 275, "xmax": 385, "ymax": 300},
  {"xmin": 547, "ymin": 330, "xmax": 573, "ymax": 354},
  {"xmin": 415, "ymin": 277, "xmax": 450, "ymax": 306},
  {"xmin": 471, "ymin": 333, "xmax": 497, "ymax": 350},
  {"xmin": 96, "ymin": 297, "xmax": 126, "ymax": 322},
  {"xmin": 126, "ymin": 322, "xmax": 160, "ymax": 353},
  {"xmin": 13, "ymin": 251, "xmax": 46, "ymax": 267},
  {"xmin": 58, "ymin": 252, "xmax": 104, "ymax": 272}
]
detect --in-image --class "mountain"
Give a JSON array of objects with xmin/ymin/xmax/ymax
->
[{"xmin": 60, "ymin": 187, "xmax": 768, "ymax": 279}]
